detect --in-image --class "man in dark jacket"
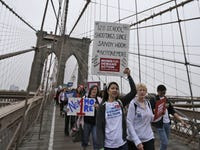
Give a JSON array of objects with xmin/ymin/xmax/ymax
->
[{"xmin": 150, "ymin": 85, "xmax": 186, "ymax": 150}]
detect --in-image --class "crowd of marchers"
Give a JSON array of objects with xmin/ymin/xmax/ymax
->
[{"xmin": 54, "ymin": 68, "xmax": 186, "ymax": 150}]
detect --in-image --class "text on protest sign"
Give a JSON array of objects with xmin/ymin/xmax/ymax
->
[
  {"xmin": 91, "ymin": 21, "xmax": 130, "ymax": 76},
  {"xmin": 67, "ymin": 98, "xmax": 96, "ymax": 116}
]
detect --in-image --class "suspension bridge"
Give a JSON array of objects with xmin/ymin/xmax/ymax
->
[{"xmin": 0, "ymin": 0, "xmax": 200, "ymax": 149}]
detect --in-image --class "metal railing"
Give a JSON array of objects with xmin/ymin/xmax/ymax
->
[
  {"xmin": 0, "ymin": 93, "xmax": 49, "ymax": 150},
  {"xmin": 171, "ymin": 118, "xmax": 200, "ymax": 149},
  {"xmin": 0, "ymin": 91, "xmax": 34, "ymax": 108}
]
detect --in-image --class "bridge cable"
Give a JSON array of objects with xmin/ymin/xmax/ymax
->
[
  {"xmin": 70, "ymin": 0, "xmax": 175, "ymax": 37},
  {"xmin": 117, "ymin": 0, "xmax": 123, "ymax": 93},
  {"xmin": 129, "ymin": 57, "xmax": 190, "ymax": 95},
  {"xmin": 170, "ymin": 12, "xmax": 178, "ymax": 95},
  {"xmin": 129, "ymin": 45, "xmax": 200, "ymax": 76},
  {"xmin": 41, "ymin": 0, "xmax": 50, "ymax": 31},
  {"xmin": 144, "ymin": 21, "xmax": 147, "ymax": 85},
  {"xmin": 62, "ymin": 0, "xmax": 69, "ymax": 35},
  {"xmin": 131, "ymin": 56, "xmax": 200, "ymax": 88},
  {"xmin": 134, "ymin": 0, "xmax": 141, "ymax": 83},
  {"xmin": 130, "ymin": 0, "xmax": 194, "ymax": 27},
  {"xmin": 69, "ymin": 0, "xmax": 90, "ymax": 36},
  {"xmin": 174, "ymin": 0, "xmax": 195, "ymax": 119},
  {"xmin": 38, "ymin": 0, "xmax": 63, "ymax": 139},
  {"xmin": 50, "ymin": 0, "xmax": 58, "ymax": 20},
  {"xmin": 152, "ymin": 18, "xmax": 156, "ymax": 90},
  {"xmin": 105, "ymin": 0, "xmax": 108, "ymax": 84},
  {"xmin": 99, "ymin": 0, "xmax": 101, "ymax": 21},
  {"xmin": 116, "ymin": 0, "xmax": 174, "ymax": 23},
  {"xmin": 71, "ymin": 0, "xmax": 186, "ymax": 37},
  {"xmin": 128, "ymin": 51, "xmax": 200, "ymax": 68},
  {"xmin": 0, "ymin": 0, "xmax": 37, "ymax": 32}
]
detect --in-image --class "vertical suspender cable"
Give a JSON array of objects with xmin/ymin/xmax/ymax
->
[
  {"xmin": 118, "ymin": 0, "xmax": 121, "ymax": 22},
  {"xmin": 170, "ymin": 13, "xmax": 178, "ymax": 95},
  {"xmin": 134, "ymin": 0, "xmax": 141, "ymax": 82},
  {"xmin": 99, "ymin": 0, "xmax": 101, "ymax": 20},
  {"xmin": 41, "ymin": 0, "xmax": 50, "ymax": 31},
  {"xmin": 118, "ymin": 0, "xmax": 123, "ymax": 93},
  {"xmin": 174, "ymin": 0, "xmax": 195, "ymax": 120},
  {"xmin": 106, "ymin": 0, "xmax": 108, "ymax": 84},
  {"xmin": 160, "ymin": 17, "xmax": 165, "ymax": 84},
  {"xmin": 144, "ymin": 21, "xmax": 147, "ymax": 84},
  {"xmin": 152, "ymin": 19, "xmax": 155, "ymax": 89},
  {"xmin": 62, "ymin": 0, "xmax": 69, "ymax": 35},
  {"xmin": 55, "ymin": 0, "xmax": 62, "ymax": 35},
  {"xmin": 90, "ymin": 3, "xmax": 93, "ymax": 38},
  {"xmin": 106, "ymin": 0, "xmax": 108, "ymax": 21},
  {"xmin": 39, "ymin": 0, "xmax": 63, "ymax": 139}
]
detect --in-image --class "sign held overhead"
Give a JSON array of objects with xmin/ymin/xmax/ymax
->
[{"xmin": 91, "ymin": 21, "xmax": 130, "ymax": 76}]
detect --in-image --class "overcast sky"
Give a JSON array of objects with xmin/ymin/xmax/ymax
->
[{"xmin": 1, "ymin": 0, "xmax": 200, "ymax": 97}]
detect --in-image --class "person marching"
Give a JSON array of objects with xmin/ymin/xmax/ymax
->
[
  {"xmin": 64, "ymin": 86, "xmax": 85, "ymax": 136},
  {"xmin": 81, "ymin": 85, "xmax": 102, "ymax": 150},
  {"xmin": 126, "ymin": 83, "xmax": 155, "ymax": 150},
  {"xmin": 96, "ymin": 68, "xmax": 136, "ymax": 150},
  {"xmin": 150, "ymin": 85, "xmax": 186, "ymax": 150},
  {"xmin": 59, "ymin": 87, "xmax": 68, "ymax": 116}
]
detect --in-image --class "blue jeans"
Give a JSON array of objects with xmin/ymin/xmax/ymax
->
[
  {"xmin": 157, "ymin": 123, "xmax": 170, "ymax": 150},
  {"xmin": 105, "ymin": 143, "xmax": 128, "ymax": 150},
  {"xmin": 82, "ymin": 122, "xmax": 98, "ymax": 150}
]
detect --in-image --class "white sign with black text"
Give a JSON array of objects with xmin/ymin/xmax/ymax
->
[{"xmin": 91, "ymin": 21, "xmax": 130, "ymax": 76}]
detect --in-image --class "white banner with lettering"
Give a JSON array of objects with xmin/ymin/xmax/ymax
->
[
  {"xmin": 91, "ymin": 21, "xmax": 130, "ymax": 76},
  {"xmin": 67, "ymin": 98, "xmax": 96, "ymax": 116}
]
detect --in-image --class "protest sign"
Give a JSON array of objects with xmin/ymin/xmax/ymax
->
[
  {"xmin": 67, "ymin": 98, "xmax": 96, "ymax": 116},
  {"xmin": 65, "ymin": 90, "xmax": 76, "ymax": 98},
  {"xmin": 91, "ymin": 21, "xmax": 130, "ymax": 76},
  {"xmin": 87, "ymin": 81, "xmax": 100, "ymax": 91},
  {"xmin": 153, "ymin": 97, "xmax": 166, "ymax": 121}
]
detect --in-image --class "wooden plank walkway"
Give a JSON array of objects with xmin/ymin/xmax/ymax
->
[{"xmin": 18, "ymin": 100, "xmax": 198, "ymax": 150}]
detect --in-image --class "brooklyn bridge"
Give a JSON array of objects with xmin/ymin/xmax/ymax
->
[{"xmin": 0, "ymin": 0, "xmax": 200, "ymax": 150}]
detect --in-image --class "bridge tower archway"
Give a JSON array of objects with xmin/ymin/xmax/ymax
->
[{"xmin": 27, "ymin": 31, "xmax": 90, "ymax": 92}]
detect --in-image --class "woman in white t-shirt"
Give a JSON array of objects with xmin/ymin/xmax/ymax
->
[{"xmin": 96, "ymin": 68, "xmax": 137, "ymax": 150}]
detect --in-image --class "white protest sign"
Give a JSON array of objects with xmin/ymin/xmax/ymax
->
[
  {"xmin": 91, "ymin": 21, "xmax": 130, "ymax": 76},
  {"xmin": 67, "ymin": 98, "xmax": 96, "ymax": 116}
]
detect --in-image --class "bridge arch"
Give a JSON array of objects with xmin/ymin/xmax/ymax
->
[{"xmin": 28, "ymin": 31, "xmax": 90, "ymax": 92}]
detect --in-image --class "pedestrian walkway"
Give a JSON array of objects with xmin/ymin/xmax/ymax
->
[{"xmin": 18, "ymin": 100, "xmax": 197, "ymax": 150}]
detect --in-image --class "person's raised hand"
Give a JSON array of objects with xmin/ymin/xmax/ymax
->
[{"xmin": 123, "ymin": 67, "xmax": 130, "ymax": 76}]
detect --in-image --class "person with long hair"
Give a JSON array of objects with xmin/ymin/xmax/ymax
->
[
  {"xmin": 126, "ymin": 83, "xmax": 155, "ymax": 150},
  {"xmin": 81, "ymin": 85, "xmax": 102, "ymax": 150},
  {"xmin": 96, "ymin": 68, "xmax": 136, "ymax": 150}
]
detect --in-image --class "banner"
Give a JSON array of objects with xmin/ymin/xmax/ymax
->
[
  {"xmin": 65, "ymin": 91, "xmax": 76, "ymax": 98},
  {"xmin": 153, "ymin": 97, "xmax": 166, "ymax": 121},
  {"xmin": 67, "ymin": 98, "xmax": 96, "ymax": 116},
  {"xmin": 91, "ymin": 21, "xmax": 130, "ymax": 76},
  {"xmin": 67, "ymin": 82, "xmax": 73, "ymax": 87}
]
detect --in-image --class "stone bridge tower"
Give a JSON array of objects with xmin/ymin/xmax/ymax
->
[{"xmin": 28, "ymin": 31, "xmax": 91, "ymax": 92}]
